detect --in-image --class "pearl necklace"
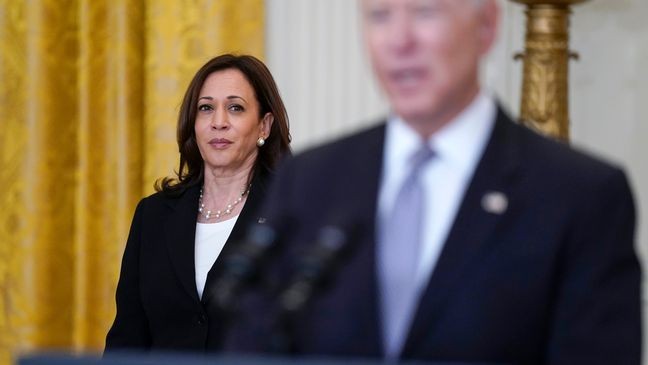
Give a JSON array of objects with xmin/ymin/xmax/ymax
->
[{"xmin": 198, "ymin": 184, "xmax": 251, "ymax": 220}]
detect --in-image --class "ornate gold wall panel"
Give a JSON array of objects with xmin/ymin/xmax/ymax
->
[
  {"xmin": 74, "ymin": 0, "xmax": 146, "ymax": 350},
  {"xmin": 0, "ymin": 0, "xmax": 80, "ymax": 358},
  {"xmin": 0, "ymin": 1, "xmax": 264, "ymax": 364},
  {"xmin": 512, "ymin": 0, "xmax": 588, "ymax": 142},
  {"xmin": 0, "ymin": 2, "xmax": 29, "ymax": 364}
]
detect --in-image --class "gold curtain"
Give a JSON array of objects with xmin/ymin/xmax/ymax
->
[{"xmin": 0, "ymin": 1, "xmax": 264, "ymax": 363}]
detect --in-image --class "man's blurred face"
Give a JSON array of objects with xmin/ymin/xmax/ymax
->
[{"xmin": 362, "ymin": 0, "xmax": 497, "ymax": 134}]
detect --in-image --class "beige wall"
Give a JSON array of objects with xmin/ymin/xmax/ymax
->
[{"xmin": 266, "ymin": 0, "xmax": 647, "ymax": 360}]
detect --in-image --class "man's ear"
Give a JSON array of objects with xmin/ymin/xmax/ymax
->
[{"xmin": 478, "ymin": 0, "xmax": 499, "ymax": 56}]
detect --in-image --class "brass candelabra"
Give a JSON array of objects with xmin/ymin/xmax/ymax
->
[{"xmin": 511, "ymin": 0, "xmax": 589, "ymax": 142}]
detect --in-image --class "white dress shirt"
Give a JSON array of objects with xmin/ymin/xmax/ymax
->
[
  {"xmin": 194, "ymin": 215, "xmax": 239, "ymax": 299},
  {"xmin": 377, "ymin": 91, "xmax": 496, "ymax": 351}
]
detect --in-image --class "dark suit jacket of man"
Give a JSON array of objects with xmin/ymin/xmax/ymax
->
[
  {"xmin": 224, "ymin": 109, "xmax": 642, "ymax": 365},
  {"xmin": 105, "ymin": 170, "xmax": 270, "ymax": 352}
]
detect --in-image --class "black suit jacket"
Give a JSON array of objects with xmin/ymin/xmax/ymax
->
[
  {"xmin": 225, "ymin": 109, "xmax": 642, "ymax": 364},
  {"xmin": 105, "ymin": 171, "xmax": 271, "ymax": 352}
]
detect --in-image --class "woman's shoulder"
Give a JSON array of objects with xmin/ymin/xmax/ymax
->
[{"xmin": 136, "ymin": 184, "xmax": 201, "ymax": 212}]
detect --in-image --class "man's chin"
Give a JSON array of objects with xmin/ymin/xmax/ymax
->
[
  {"xmin": 393, "ymin": 105, "xmax": 455, "ymax": 137},
  {"xmin": 391, "ymin": 97, "xmax": 438, "ymax": 120},
  {"xmin": 394, "ymin": 107, "xmax": 434, "ymax": 125}
]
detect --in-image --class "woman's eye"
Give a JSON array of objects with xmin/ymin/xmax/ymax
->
[
  {"xmin": 198, "ymin": 104, "xmax": 213, "ymax": 111},
  {"xmin": 229, "ymin": 104, "xmax": 244, "ymax": 112}
]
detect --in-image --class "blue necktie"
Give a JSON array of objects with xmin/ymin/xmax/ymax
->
[{"xmin": 379, "ymin": 144, "xmax": 434, "ymax": 358}]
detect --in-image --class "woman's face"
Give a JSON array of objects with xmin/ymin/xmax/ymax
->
[{"xmin": 194, "ymin": 69, "xmax": 273, "ymax": 174}]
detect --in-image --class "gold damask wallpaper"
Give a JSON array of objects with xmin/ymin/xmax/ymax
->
[{"xmin": 0, "ymin": 1, "xmax": 264, "ymax": 363}]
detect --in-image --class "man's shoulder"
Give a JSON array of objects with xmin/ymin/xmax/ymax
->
[
  {"xmin": 289, "ymin": 122, "xmax": 386, "ymax": 168},
  {"xmin": 504, "ymin": 118, "xmax": 628, "ymax": 188}
]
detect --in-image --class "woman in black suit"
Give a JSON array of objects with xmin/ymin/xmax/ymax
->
[{"xmin": 105, "ymin": 54, "xmax": 291, "ymax": 351}]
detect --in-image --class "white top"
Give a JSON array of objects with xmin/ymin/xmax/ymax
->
[
  {"xmin": 194, "ymin": 215, "xmax": 239, "ymax": 299},
  {"xmin": 377, "ymin": 91, "xmax": 496, "ymax": 331}
]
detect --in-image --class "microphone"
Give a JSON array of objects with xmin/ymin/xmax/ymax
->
[
  {"xmin": 205, "ymin": 220, "xmax": 282, "ymax": 314},
  {"xmin": 270, "ymin": 220, "xmax": 359, "ymax": 353},
  {"xmin": 278, "ymin": 224, "xmax": 355, "ymax": 314}
]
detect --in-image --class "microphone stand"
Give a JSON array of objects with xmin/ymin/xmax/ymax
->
[
  {"xmin": 204, "ymin": 222, "xmax": 280, "ymax": 315},
  {"xmin": 270, "ymin": 224, "xmax": 357, "ymax": 354}
]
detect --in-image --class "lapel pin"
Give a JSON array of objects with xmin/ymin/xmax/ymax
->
[
  {"xmin": 257, "ymin": 217, "xmax": 267, "ymax": 224},
  {"xmin": 481, "ymin": 191, "xmax": 508, "ymax": 215}
]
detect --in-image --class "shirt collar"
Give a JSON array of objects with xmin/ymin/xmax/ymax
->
[{"xmin": 384, "ymin": 90, "xmax": 497, "ymax": 178}]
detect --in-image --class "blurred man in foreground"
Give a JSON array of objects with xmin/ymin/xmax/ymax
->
[{"xmin": 225, "ymin": 1, "xmax": 642, "ymax": 363}]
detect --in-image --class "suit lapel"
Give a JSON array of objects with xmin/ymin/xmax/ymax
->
[
  {"xmin": 164, "ymin": 184, "xmax": 202, "ymax": 303},
  {"xmin": 201, "ymin": 171, "xmax": 270, "ymax": 307},
  {"xmin": 401, "ymin": 109, "xmax": 522, "ymax": 356},
  {"xmin": 347, "ymin": 124, "xmax": 387, "ymax": 354},
  {"xmin": 348, "ymin": 124, "xmax": 386, "ymax": 248}
]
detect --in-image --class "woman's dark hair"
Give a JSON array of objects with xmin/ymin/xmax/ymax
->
[{"xmin": 156, "ymin": 54, "xmax": 291, "ymax": 194}]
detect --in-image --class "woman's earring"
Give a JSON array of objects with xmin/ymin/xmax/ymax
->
[{"xmin": 256, "ymin": 137, "xmax": 266, "ymax": 147}]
